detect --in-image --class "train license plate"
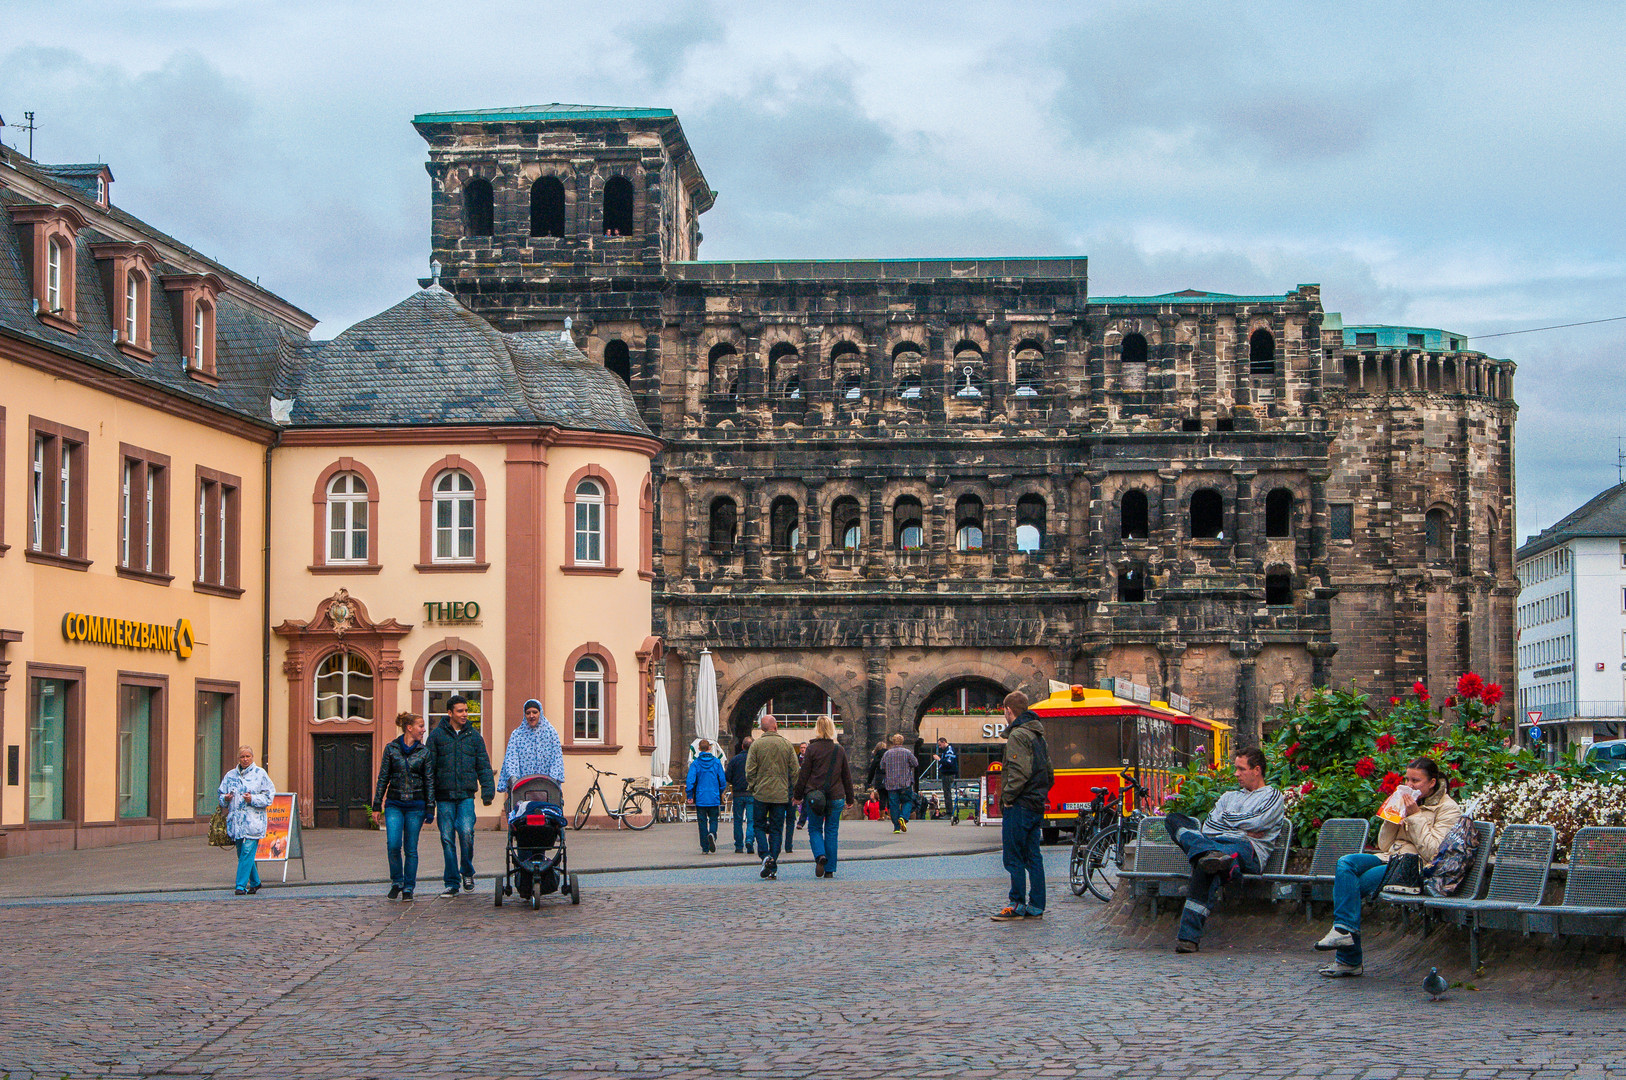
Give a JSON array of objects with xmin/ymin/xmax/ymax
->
[{"xmin": 1063, "ymin": 802, "xmax": 1088, "ymax": 811}]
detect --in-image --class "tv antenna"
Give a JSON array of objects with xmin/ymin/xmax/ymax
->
[
  {"xmin": 1618, "ymin": 437, "xmax": 1625, "ymax": 485},
  {"xmin": 19, "ymin": 112, "xmax": 38, "ymax": 158}
]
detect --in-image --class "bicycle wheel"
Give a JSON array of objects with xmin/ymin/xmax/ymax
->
[
  {"xmin": 1083, "ymin": 825, "xmax": 1126, "ymax": 902},
  {"xmin": 572, "ymin": 792, "xmax": 594, "ymax": 831},
  {"xmin": 1068, "ymin": 828, "xmax": 1095, "ymax": 897},
  {"xmin": 618, "ymin": 790, "xmax": 656, "ymax": 830}
]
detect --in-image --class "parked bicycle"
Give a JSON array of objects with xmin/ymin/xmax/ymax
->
[
  {"xmin": 1068, "ymin": 771, "xmax": 1152, "ymax": 901},
  {"xmin": 570, "ymin": 762, "xmax": 656, "ymax": 831}
]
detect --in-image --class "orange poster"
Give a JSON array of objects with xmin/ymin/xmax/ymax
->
[{"xmin": 255, "ymin": 793, "xmax": 296, "ymax": 861}]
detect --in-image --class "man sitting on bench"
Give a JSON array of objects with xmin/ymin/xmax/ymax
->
[{"xmin": 1162, "ymin": 746, "xmax": 1285, "ymax": 954}]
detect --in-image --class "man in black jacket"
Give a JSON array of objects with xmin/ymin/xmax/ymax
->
[
  {"xmin": 991, "ymin": 690, "xmax": 1054, "ymax": 921},
  {"xmin": 428, "ymin": 695, "xmax": 494, "ymax": 896},
  {"xmin": 726, "ymin": 736, "xmax": 757, "ymax": 854}
]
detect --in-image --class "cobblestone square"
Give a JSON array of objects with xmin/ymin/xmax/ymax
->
[{"xmin": 0, "ymin": 854, "xmax": 1620, "ymax": 1079}]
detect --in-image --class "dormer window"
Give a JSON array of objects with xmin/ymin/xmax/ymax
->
[
  {"xmin": 47, "ymin": 238, "xmax": 63, "ymax": 312},
  {"xmin": 10, "ymin": 202, "xmax": 86, "ymax": 333},
  {"xmin": 92, "ymin": 241, "xmax": 157, "ymax": 360},
  {"xmin": 163, "ymin": 273, "xmax": 223, "ymax": 384}
]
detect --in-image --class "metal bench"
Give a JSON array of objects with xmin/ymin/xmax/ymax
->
[
  {"xmin": 1420, "ymin": 823, "xmax": 1555, "ymax": 970},
  {"xmin": 1256, "ymin": 818, "xmax": 1370, "ymax": 922},
  {"xmin": 1381, "ymin": 819, "xmax": 1496, "ymax": 934},
  {"xmin": 1517, "ymin": 826, "xmax": 1626, "ymax": 946},
  {"xmin": 1119, "ymin": 814, "xmax": 1294, "ymax": 915}
]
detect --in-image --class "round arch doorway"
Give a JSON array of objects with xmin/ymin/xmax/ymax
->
[
  {"xmin": 915, "ymin": 677, "xmax": 1010, "ymax": 783},
  {"xmin": 727, "ymin": 678, "xmax": 842, "ymax": 748}
]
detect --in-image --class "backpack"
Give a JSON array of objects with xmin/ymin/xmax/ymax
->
[
  {"xmin": 1422, "ymin": 814, "xmax": 1479, "ymax": 897},
  {"xmin": 1028, "ymin": 729, "xmax": 1055, "ymax": 795}
]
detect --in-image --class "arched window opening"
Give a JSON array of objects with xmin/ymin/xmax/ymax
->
[
  {"xmin": 123, "ymin": 270, "xmax": 142, "ymax": 342},
  {"xmin": 952, "ymin": 343, "xmax": 984, "ymax": 398},
  {"xmin": 1014, "ymin": 340, "xmax": 1045, "ymax": 396},
  {"xmin": 572, "ymin": 657, "xmax": 604, "ymax": 742},
  {"xmin": 1121, "ymin": 333, "xmax": 1148, "ymax": 365},
  {"xmin": 1190, "ymin": 488, "xmax": 1225, "ymax": 540},
  {"xmin": 1488, "ymin": 513, "xmax": 1500, "ymax": 574},
  {"xmin": 433, "ymin": 469, "xmax": 477, "ymax": 562},
  {"xmin": 530, "ymin": 176, "xmax": 566, "ymax": 237},
  {"xmin": 463, "ymin": 177, "xmax": 494, "ymax": 238},
  {"xmin": 841, "ymin": 374, "xmax": 864, "ymax": 402},
  {"xmin": 897, "ymin": 374, "xmax": 923, "ymax": 400},
  {"xmin": 1264, "ymin": 488, "xmax": 1294, "ymax": 538},
  {"xmin": 921, "ymin": 678, "xmax": 1007, "ymax": 720},
  {"xmin": 1425, "ymin": 508, "xmax": 1450, "ymax": 564},
  {"xmin": 831, "ymin": 341, "xmax": 863, "ymax": 362},
  {"xmin": 1015, "ymin": 494, "xmax": 1046, "ymax": 553},
  {"xmin": 1118, "ymin": 566, "xmax": 1146, "ymax": 603},
  {"xmin": 1265, "ymin": 572, "xmax": 1293, "ymax": 606},
  {"xmin": 708, "ymin": 343, "xmax": 738, "ymax": 397},
  {"xmin": 767, "ymin": 341, "xmax": 799, "ymax": 396},
  {"xmin": 573, "ymin": 479, "xmax": 604, "ymax": 565},
  {"xmin": 769, "ymin": 496, "xmax": 801, "ymax": 552},
  {"xmin": 1121, "ymin": 489, "xmax": 1149, "ymax": 540},
  {"xmin": 894, "ymin": 496, "xmax": 924, "ymax": 551},
  {"xmin": 731, "ymin": 678, "xmax": 842, "ymax": 741},
  {"xmin": 326, "ymin": 473, "xmax": 369, "ymax": 563},
  {"xmin": 831, "ymin": 496, "xmax": 862, "ymax": 552},
  {"xmin": 46, "ymin": 236, "xmax": 64, "ymax": 311},
  {"xmin": 1249, "ymin": 329, "xmax": 1276, "ymax": 376},
  {"xmin": 709, "ymin": 496, "xmax": 738, "ymax": 556},
  {"xmin": 315, "ymin": 651, "xmax": 374, "ymax": 722},
  {"xmin": 603, "ymin": 339, "xmax": 632, "ymax": 387},
  {"xmin": 602, "ymin": 176, "xmax": 634, "ymax": 236},
  {"xmin": 954, "ymin": 495, "xmax": 985, "ymax": 552},
  {"xmin": 425, "ymin": 651, "xmax": 483, "ymax": 732}
]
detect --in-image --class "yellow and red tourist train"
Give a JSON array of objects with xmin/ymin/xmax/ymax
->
[{"xmin": 1027, "ymin": 684, "xmax": 1232, "ymax": 838}]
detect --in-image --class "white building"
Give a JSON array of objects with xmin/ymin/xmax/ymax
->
[{"xmin": 1515, "ymin": 483, "xmax": 1626, "ymax": 757}]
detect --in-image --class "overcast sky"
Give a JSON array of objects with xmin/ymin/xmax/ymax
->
[{"xmin": 4, "ymin": 1, "xmax": 1622, "ymax": 544}]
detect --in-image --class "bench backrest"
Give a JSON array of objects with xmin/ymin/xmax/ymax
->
[
  {"xmin": 1307, "ymin": 818, "xmax": 1369, "ymax": 876},
  {"xmin": 1563, "ymin": 827, "xmax": 1626, "ymax": 907},
  {"xmin": 1485, "ymin": 823, "xmax": 1556, "ymax": 905},
  {"xmin": 1455, "ymin": 819, "xmax": 1497, "ymax": 900},
  {"xmin": 1262, "ymin": 819, "xmax": 1294, "ymax": 874},
  {"xmin": 1134, "ymin": 816, "xmax": 1193, "ymax": 875}
]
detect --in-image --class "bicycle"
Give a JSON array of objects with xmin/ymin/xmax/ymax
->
[
  {"xmin": 571, "ymin": 763, "xmax": 656, "ymax": 831},
  {"xmin": 1068, "ymin": 771, "xmax": 1152, "ymax": 902}
]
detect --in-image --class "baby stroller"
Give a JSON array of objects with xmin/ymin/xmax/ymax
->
[{"xmin": 496, "ymin": 775, "xmax": 580, "ymax": 910}]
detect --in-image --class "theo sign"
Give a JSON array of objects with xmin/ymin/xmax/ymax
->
[
  {"xmin": 62, "ymin": 612, "xmax": 195, "ymax": 659},
  {"xmin": 423, "ymin": 600, "xmax": 480, "ymax": 624}
]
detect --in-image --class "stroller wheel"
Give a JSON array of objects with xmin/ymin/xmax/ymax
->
[
  {"xmin": 568, "ymin": 872, "xmax": 581, "ymax": 905},
  {"xmin": 493, "ymin": 874, "xmax": 503, "ymax": 907}
]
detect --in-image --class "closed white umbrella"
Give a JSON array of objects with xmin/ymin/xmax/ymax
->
[
  {"xmin": 651, "ymin": 673, "xmax": 672, "ymax": 786},
  {"xmin": 694, "ymin": 647, "xmax": 720, "ymax": 761}
]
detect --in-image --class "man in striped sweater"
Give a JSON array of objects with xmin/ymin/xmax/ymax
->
[{"xmin": 1162, "ymin": 746, "xmax": 1285, "ymax": 953}]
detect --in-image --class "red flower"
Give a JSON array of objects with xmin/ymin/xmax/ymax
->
[
  {"xmin": 1285, "ymin": 741, "xmax": 1301, "ymax": 759},
  {"xmin": 1378, "ymin": 771, "xmax": 1402, "ymax": 795},
  {"xmin": 1354, "ymin": 756, "xmax": 1376, "ymax": 778},
  {"xmin": 1448, "ymin": 778, "xmax": 1465, "ymax": 789},
  {"xmin": 1448, "ymin": 761, "xmax": 1460, "ymax": 770},
  {"xmin": 1413, "ymin": 680, "xmax": 1428, "ymax": 696},
  {"xmin": 1446, "ymin": 696, "xmax": 1457, "ymax": 708},
  {"xmin": 1389, "ymin": 696, "xmax": 1401, "ymax": 706},
  {"xmin": 1376, "ymin": 734, "xmax": 1397, "ymax": 752},
  {"xmin": 1312, "ymin": 818, "xmax": 1324, "ymax": 828},
  {"xmin": 1300, "ymin": 781, "xmax": 1316, "ymax": 795},
  {"xmin": 1299, "ymin": 764, "xmax": 1311, "ymax": 772},
  {"xmin": 1483, "ymin": 684, "xmax": 1503, "ymax": 707},
  {"xmin": 1456, "ymin": 672, "xmax": 1484, "ymax": 700},
  {"xmin": 1432, "ymin": 742, "xmax": 1449, "ymax": 754}
]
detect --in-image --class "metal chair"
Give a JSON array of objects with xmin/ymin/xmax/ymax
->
[
  {"xmin": 1517, "ymin": 826, "xmax": 1626, "ymax": 945},
  {"xmin": 1258, "ymin": 818, "xmax": 1370, "ymax": 921},
  {"xmin": 1383, "ymin": 819, "xmax": 1496, "ymax": 934},
  {"xmin": 1117, "ymin": 816, "xmax": 1191, "ymax": 915},
  {"xmin": 1421, "ymin": 823, "xmax": 1555, "ymax": 970}
]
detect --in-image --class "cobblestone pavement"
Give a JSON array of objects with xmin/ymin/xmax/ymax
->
[{"xmin": 0, "ymin": 855, "xmax": 1620, "ymax": 1079}]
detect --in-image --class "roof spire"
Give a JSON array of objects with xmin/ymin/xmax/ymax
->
[{"xmin": 562, "ymin": 315, "xmax": 572, "ymax": 344}]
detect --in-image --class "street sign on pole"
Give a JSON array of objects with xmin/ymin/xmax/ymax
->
[{"xmin": 1525, "ymin": 709, "xmax": 1542, "ymax": 727}]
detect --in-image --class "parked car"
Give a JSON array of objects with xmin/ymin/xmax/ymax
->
[{"xmin": 1582, "ymin": 739, "xmax": 1626, "ymax": 773}]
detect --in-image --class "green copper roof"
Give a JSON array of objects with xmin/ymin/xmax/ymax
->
[
  {"xmin": 413, "ymin": 104, "xmax": 675, "ymax": 123},
  {"xmin": 1089, "ymin": 289, "xmax": 1295, "ymax": 305}
]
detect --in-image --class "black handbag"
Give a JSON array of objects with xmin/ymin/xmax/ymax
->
[{"xmin": 1379, "ymin": 853, "xmax": 1423, "ymax": 894}]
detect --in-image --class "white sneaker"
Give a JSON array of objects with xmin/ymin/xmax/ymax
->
[{"xmin": 1315, "ymin": 927, "xmax": 1355, "ymax": 951}]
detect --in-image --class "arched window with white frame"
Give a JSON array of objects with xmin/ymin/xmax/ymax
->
[
  {"xmin": 314, "ymin": 651, "xmax": 374, "ymax": 721},
  {"xmin": 572, "ymin": 656, "xmax": 604, "ymax": 742},
  {"xmin": 326, "ymin": 472, "xmax": 369, "ymax": 563},
  {"xmin": 425, "ymin": 651, "xmax": 484, "ymax": 733},
  {"xmin": 574, "ymin": 479, "xmax": 604, "ymax": 564},
  {"xmin": 433, "ymin": 469, "xmax": 476, "ymax": 562},
  {"xmin": 46, "ymin": 237, "xmax": 63, "ymax": 312}
]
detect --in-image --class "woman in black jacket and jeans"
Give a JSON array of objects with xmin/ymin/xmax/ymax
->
[{"xmin": 374, "ymin": 711, "xmax": 436, "ymax": 900}]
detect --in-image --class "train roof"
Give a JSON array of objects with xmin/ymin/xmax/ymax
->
[{"xmin": 1028, "ymin": 686, "xmax": 1232, "ymax": 730}]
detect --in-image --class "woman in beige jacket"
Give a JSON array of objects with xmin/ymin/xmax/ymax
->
[{"xmin": 1316, "ymin": 756, "xmax": 1460, "ymax": 977}]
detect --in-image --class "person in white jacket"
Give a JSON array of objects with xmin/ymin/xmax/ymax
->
[{"xmin": 218, "ymin": 745, "xmax": 276, "ymax": 895}]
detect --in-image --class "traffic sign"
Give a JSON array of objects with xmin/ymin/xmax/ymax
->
[{"xmin": 1526, "ymin": 710, "xmax": 1542, "ymax": 726}]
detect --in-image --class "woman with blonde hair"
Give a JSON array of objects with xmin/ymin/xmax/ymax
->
[
  {"xmin": 373, "ymin": 711, "xmax": 436, "ymax": 900},
  {"xmin": 794, "ymin": 715, "xmax": 855, "ymax": 878}
]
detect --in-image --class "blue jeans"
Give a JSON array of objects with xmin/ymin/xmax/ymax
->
[
  {"xmin": 807, "ymin": 799, "xmax": 845, "ymax": 873},
  {"xmin": 1167, "ymin": 816, "xmax": 1262, "ymax": 943},
  {"xmin": 385, "ymin": 804, "xmax": 427, "ymax": 891},
  {"xmin": 437, "ymin": 797, "xmax": 477, "ymax": 888},
  {"xmin": 234, "ymin": 837, "xmax": 261, "ymax": 891},
  {"xmin": 888, "ymin": 788, "xmax": 914, "ymax": 828},
  {"xmin": 1331, "ymin": 852, "xmax": 1389, "ymax": 966},
  {"xmin": 1001, "ymin": 804, "xmax": 1045, "ymax": 914},
  {"xmin": 732, "ymin": 794, "xmax": 757, "ymax": 852},
  {"xmin": 753, "ymin": 801, "xmax": 790, "ymax": 862},
  {"xmin": 695, "ymin": 805, "xmax": 720, "ymax": 851}
]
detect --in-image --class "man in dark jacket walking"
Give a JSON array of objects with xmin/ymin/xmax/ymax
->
[
  {"xmin": 726, "ymin": 736, "xmax": 757, "ymax": 854},
  {"xmin": 933, "ymin": 736, "xmax": 960, "ymax": 824},
  {"xmin": 991, "ymin": 690, "xmax": 1054, "ymax": 921},
  {"xmin": 428, "ymin": 695, "xmax": 494, "ymax": 896}
]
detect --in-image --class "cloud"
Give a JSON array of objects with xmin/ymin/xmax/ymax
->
[{"xmin": 623, "ymin": 0, "xmax": 726, "ymax": 87}]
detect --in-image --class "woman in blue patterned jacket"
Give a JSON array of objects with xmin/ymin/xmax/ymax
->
[{"xmin": 218, "ymin": 745, "xmax": 276, "ymax": 895}]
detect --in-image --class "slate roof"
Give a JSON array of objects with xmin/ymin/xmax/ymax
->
[
  {"xmin": 0, "ymin": 180, "xmax": 302, "ymax": 427},
  {"xmin": 1518, "ymin": 483, "xmax": 1626, "ymax": 560},
  {"xmin": 275, "ymin": 286, "xmax": 653, "ymax": 439}
]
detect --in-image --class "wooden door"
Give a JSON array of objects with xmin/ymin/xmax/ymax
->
[{"xmin": 312, "ymin": 734, "xmax": 373, "ymax": 828}]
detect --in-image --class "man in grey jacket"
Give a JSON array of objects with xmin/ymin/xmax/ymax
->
[
  {"xmin": 1161, "ymin": 745, "xmax": 1285, "ymax": 952},
  {"xmin": 745, "ymin": 714, "xmax": 798, "ymax": 879},
  {"xmin": 990, "ymin": 691, "xmax": 1054, "ymax": 921}
]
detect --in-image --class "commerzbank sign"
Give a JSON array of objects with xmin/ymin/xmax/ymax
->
[{"xmin": 62, "ymin": 612, "xmax": 195, "ymax": 659}]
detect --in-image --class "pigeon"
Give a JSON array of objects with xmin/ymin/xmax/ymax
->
[{"xmin": 1423, "ymin": 967, "xmax": 1449, "ymax": 1001}]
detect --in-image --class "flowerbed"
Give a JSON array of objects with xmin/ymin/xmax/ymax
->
[
  {"xmin": 1163, "ymin": 672, "xmax": 1599, "ymax": 850},
  {"xmin": 1468, "ymin": 773, "xmax": 1626, "ymax": 860}
]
